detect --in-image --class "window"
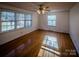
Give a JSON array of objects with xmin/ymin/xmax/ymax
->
[
  {"xmin": 48, "ymin": 15, "xmax": 56, "ymax": 26},
  {"xmin": 0, "ymin": 9, "xmax": 32, "ymax": 32},
  {"xmin": 25, "ymin": 14, "xmax": 32, "ymax": 28},
  {"xmin": 16, "ymin": 13, "xmax": 25, "ymax": 28},
  {"xmin": 1, "ymin": 11, "xmax": 15, "ymax": 32}
]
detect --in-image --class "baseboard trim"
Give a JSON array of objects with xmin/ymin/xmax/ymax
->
[
  {"xmin": 69, "ymin": 34, "xmax": 79, "ymax": 56},
  {"xmin": 38, "ymin": 29, "xmax": 69, "ymax": 34}
]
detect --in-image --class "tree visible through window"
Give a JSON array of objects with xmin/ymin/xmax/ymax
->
[
  {"xmin": 0, "ymin": 10, "xmax": 32, "ymax": 32},
  {"xmin": 25, "ymin": 14, "xmax": 32, "ymax": 28},
  {"xmin": 16, "ymin": 13, "xmax": 25, "ymax": 28},
  {"xmin": 48, "ymin": 15, "xmax": 56, "ymax": 26},
  {"xmin": 1, "ymin": 11, "xmax": 15, "ymax": 32}
]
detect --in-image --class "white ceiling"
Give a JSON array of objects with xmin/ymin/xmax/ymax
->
[{"xmin": 1, "ymin": 2, "xmax": 76, "ymax": 11}]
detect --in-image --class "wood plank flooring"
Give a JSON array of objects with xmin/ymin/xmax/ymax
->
[{"xmin": 0, "ymin": 29, "xmax": 78, "ymax": 57}]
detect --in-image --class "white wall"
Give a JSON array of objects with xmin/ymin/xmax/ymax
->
[
  {"xmin": 38, "ymin": 11, "xmax": 69, "ymax": 33},
  {"xmin": 0, "ymin": 4, "xmax": 38, "ymax": 45},
  {"xmin": 70, "ymin": 3, "xmax": 79, "ymax": 54}
]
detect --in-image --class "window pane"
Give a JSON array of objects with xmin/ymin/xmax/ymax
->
[
  {"xmin": 11, "ymin": 22, "xmax": 15, "ymax": 25},
  {"xmin": 48, "ymin": 21, "xmax": 56, "ymax": 26},
  {"xmin": 1, "ymin": 12, "xmax": 15, "ymax": 21},
  {"xmin": 48, "ymin": 15, "xmax": 56, "ymax": 26},
  {"xmin": 26, "ymin": 21, "xmax": 31, "ymax": 27},
  {"xmin": 7, "ymin": 25, "xmax": 14, "ymax": 30},
  {"xmin": 1, "ymin": 22, "xmax": 15, "ymax": 32},
  {"xmin": 48, "ymin": 21, "xmax": 53, "ymax": 26},
  {"xmin": 48, "ymin": 15, "xmax": 56, "ymax": 21},
  {"xmin": 2, "ymin": 22, "xmax": 15, "ymax": 26},
  {"xmin": 17, "ymin": 21, "xmax": 24, "ymax": 28},
  {"xmin": 52, "ymin": 21, "xmax": 56, "ymax": 26},
  {"xmin": 7, "ymin": 25, "xmax": 11, "ymax": 30},
  {"xmin": 16, "ymin": 13, "xmax": 24, "ymax": 20},
  {"xmin": 25, "ymin": 14, "xmax": 32, "ymax": 20},
  {"xmin": 2, "ymin": 25, "xmax": 6, "ymax": 31},
  {"xmin": 2, "ymin": 22, "xmax": 7, "ymax": 25},
  {"xmin": 1, "ymin": 12, "xmax": 7, "ymax": 21},
  {"xmin": 11, "ymin": 26, "xmax": 15, "ymax": 29}
]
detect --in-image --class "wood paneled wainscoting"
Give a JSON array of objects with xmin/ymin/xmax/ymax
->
[{"xmin": 0, "ymin": 29, "xmax": 78, "ymax": 57}]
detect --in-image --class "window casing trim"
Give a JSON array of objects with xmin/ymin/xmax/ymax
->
[
  {"xmin": 47, "ymin": 15, "xmax": 56, "ymax": 27},
  {"xmin": 0, "ymin": 8, "xmax": 32, "ymax": 33}
]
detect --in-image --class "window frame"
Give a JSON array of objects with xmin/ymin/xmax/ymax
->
[
  {"xmin": 24, "ymin": 14, "xmax": 32, "ymax": 28},
  {"xmin": 16, "ymin": 13, "xmax": 25, "ymax": 29},
  {"xmin": 1, "ymin": 10, "xmax": 15, "ymax": 32},
  {"xmin": 0, "ymin": 9, "xmax": 32, "ymax": 33},
  {"xmin": 47, "ymin": 15, "xmax": 56, "ymax": 27}
]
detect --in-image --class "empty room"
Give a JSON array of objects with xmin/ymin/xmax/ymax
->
[{"xmin": 0, "ymin": 2, "xmax": 79, "ymax": 57}]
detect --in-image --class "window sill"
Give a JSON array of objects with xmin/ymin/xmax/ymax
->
[
  {"xmin": 0, "ymin": 28, "xmax": 24, "ymax": 34},
  {"xmin": 48, "ymin": 26, "xmax": 56, "ymax": 27}
]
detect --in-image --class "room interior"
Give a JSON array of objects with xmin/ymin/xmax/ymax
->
[{"xmin": 0, "ymin": 2, "xmax": 79, "ymax": 57}]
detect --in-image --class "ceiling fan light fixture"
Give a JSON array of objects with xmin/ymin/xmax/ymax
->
[
  {"xmin": 43, "ymin": 7, "xmax": 46, "ymax": 10},
  {"xmin": 42, "ymin": 10, "xmax": 45, "ymax": 14},
  {"xmin": 37, "ymin": 10, "xmax": 41, "ymax": 14},
  {"xmin": 37, "ymin": 4, "xmax": 49, "ymax": 14},
  {"xmin": 37, "ymin": 9, "xmax": 45, "ymax": 14}
]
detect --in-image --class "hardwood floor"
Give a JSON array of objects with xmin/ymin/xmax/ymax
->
[{"xmin": 0, "ymin": 29, "xmax": 78, "ymax": 57}]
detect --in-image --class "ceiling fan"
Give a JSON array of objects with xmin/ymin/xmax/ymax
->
[{"xmin": 36, "ymin": 4, "xmax": 50, "ymax": 14}]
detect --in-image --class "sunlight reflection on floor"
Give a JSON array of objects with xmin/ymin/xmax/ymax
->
[
  {"xmin": 43, "ymin": 35, "xmax": 59, "ymax": 49},
  {"xmin": 38, "ymin": 35, "xmax": 60, "ymax": 57}
]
